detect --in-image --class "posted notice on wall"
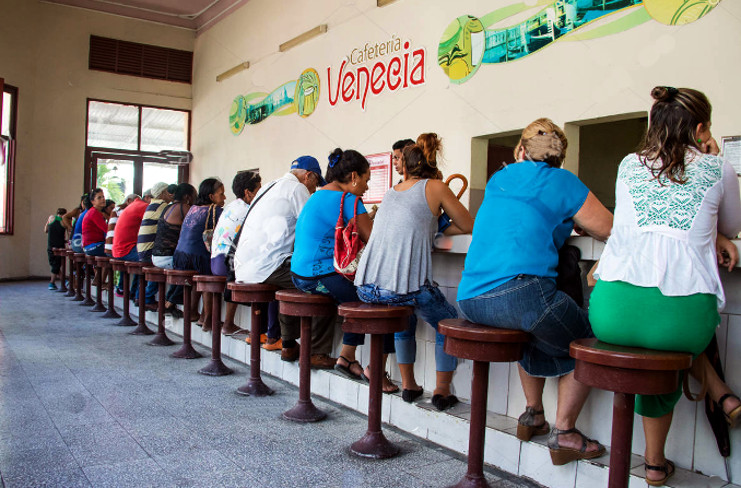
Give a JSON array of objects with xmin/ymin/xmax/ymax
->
[
  {"xmin": 721, "ymin": 136, "xmax": 741, "ymax": 175},
  {"xmin": 362, "ymin": 152, "xmax": 393, "ymax": 204}
]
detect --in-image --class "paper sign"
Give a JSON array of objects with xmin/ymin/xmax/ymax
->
[{"xmin": 362, "ymin": 152, "xmax": 392, "ymax": 204}]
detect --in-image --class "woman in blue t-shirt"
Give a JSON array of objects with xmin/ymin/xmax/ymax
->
[
  {"xmin": 457, "ymin": 118, "xmax": 613, "ymax": 466},
  {"xmin": 291, "ymin": 148, "xmax": 397, "ymax": 392}
]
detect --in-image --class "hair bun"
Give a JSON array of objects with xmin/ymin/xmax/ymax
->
[{"xmin": 651, "ymin": 86, "xmax": 678, "ymax": 102}]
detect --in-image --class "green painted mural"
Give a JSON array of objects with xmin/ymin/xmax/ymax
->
[
  {"xmin": 229, "ymin": 68, "xmax": 320, "ymax": 135},
  {"xmin": 438, "ymin": 0, "xmax": 721, "ymax": 83}
]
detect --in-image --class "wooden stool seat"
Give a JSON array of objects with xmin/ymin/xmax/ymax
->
[
  {"xmin": 193, "ymin": 275, "xmax": 232, "ymax": 376},
  {"xmin": 126, "ymin": 262, "xmax": 154, "ymax": 336},
  {"xmin": 109, "ymin": 259, "xmax": 136, "ymax": 326},
  {"xmin": 339, "ymin": 302, "xmax": 412, "ymax": 459},
  {"xmin": 165, "ymin": 269, "xmax": 201, "ymax": 359},
  {"xmin": 439, "ymin": 319, "xmax": 529, "ymax": 488},
  {"xmin": 95, "ymin": 257, "xmax": 120, "ymax": 319},
  {"xmin": 276, "ymin": 289, "xmax": 335, "ymax": 317},
  {"xmin": 228, "ymin": 282, "xmax": 280, "ymax": 397},
  {"xmin": 142, "ymin": 267, "xmax": 175, "ymax": 347},
  {"xmin": 274, "ymin": 290, "xmax": 337, "ymax": 421},
  {"xmin": 72, "ymin": 253, "xmax": 86, "ymax": 263},
  {"xmin": 571, "ymin": 338, "xmax": 692, "ymax": 488}
]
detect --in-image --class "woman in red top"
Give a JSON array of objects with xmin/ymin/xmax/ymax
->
[{"xmin": 82, "ymin": 188, "xmax": 108, "ymax": 257}]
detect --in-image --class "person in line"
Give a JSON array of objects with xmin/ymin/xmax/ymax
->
[
  {"xmin": 456, "ymin": 118, "xmax": 612, "ymax": 464},
  {"xmin": 355, "ymin": 139, "xmax": 475, "ymax": 410},
  {"xmin": 234, "ymin": 156, "xmax": 336, "ymax": 369},
  {"xmin": 173, "ymin": 178, "xmax": 225, "ymax": 329},
  {"xmin": 64, "ymin": 194, "xmax": 91, "ymax": 253},
  {"xmin": 210, "ymin": 171, "xmax": 268, "ymax": 337},
  {"xmin": 392, "ymin": 138, "xmax": 415, "ymax": 181},
  {"xmin": 111, "ymin": 195, "xmax": 147, "ymax": 298},
  {"xmin": 82, "ymin": 188, "xmax": 108, "ymax": 257},
  {"xmin": 151, "ymin": 183, "xmax": 197, "ymax": 316},
  {"xmin": 105, "ymin": 193, "xmax": 140, "ymax": 295},
  {"xmin": 45, "ymin": 207, "xmax": 67, "ymax": 290},
  {"xmin": 589, "ymin": 87, "xmax": 741, "ymax": 486},
  {"xmin": 291, "ymin": 148, "xmax": 397, "ymax": 391},
  {"xmin": 136, "ymin": 182, "xmax": 173, "ymax": 310}
]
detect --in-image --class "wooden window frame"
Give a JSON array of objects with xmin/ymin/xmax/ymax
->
[
  {"xmin": 0, "ymin": 82, "xmax": 18, "ymax": 235},
  {"xmin": 84, "ymin": 98, "xmax": 191, "ymax": 196}
]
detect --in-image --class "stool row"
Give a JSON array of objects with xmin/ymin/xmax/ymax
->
[{"xmin": 51, "ymin": 247, "xmax": 692, "ymax": 488}]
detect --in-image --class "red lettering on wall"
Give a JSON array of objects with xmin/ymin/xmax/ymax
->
[
  {"xmin": 410, "ymin": 48, "xmax": 425, "ymax": 86},
  {"xmin": 342, "ymin": 70, "xmax": 356, "ymax": 102},
  {"xmin": 387, "ymin": 56, "xmax": 402, "ymax": 91},
  {"xmin": 370, "ymin": 62, "xmax": 386, "ymax": 95}
]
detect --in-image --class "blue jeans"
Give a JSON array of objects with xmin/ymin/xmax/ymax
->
[
  {"xmin": 83, "ymin": 242, "xmax": 106, "ymax": 257},
  {"xmin": 292, "ymin": 274, "xmax": 394, "ymax": 354},
  {"xmin": 458, "ymin": 274, "xmax": 592, "ymax": 377},
  {"xmin": 117, "ymin": 248, "xmax": 142, "ymax": 300},
  {"xmin": 356, "ymin": 282, "xmax": 457, "ymax": 372}
]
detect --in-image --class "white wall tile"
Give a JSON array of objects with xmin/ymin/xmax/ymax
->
[
  {"xmin": 519, "ymin": 440, "xmax": 577, "ymax": 488},
  {"xmin": 575, "ymin": 459, "xmax": 608, "ymax": 488},
  {"xmin": 329, "ymin": 373, "xmax": 358, "ymax": 410},
  {"xmin": 389, "ymin": 399, "xmax": 430, "ymax": 439},
  {"xmin": 426, "ymin": 410, "xmax": 470, "ymax": 454},
  {"xmin": 484, "ymin": 427, "xmax": 521, "ymax": 474}
]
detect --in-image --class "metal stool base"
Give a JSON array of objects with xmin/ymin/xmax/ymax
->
[
  {"xmin": 102, "ymin": 310, "xmax": 121, "ymax": 319},
  {"xmin": 350, "ymin": 431, "xmax": 399, "ymax": 459},
  {"xmin": 282, "ymin": 400, "xmax": 326, "ymax": 423},
  {"xmin": 171, "ymin": 344, "xmax": 202, "ymax": 359},
  {"xmin": 129, "ymin": 325, "xmax": 155, "ymax": 335},
  {"xmin": 148, "ymin": 333, "xmax": 175, "ymax": 346},
  {"xmin": 116, "ymin": 316, "xmax": 137, "ymax": 326},
  {"xmin": 237, "ymin": 379, "xmax": 274, "ymax": 397},
  {"xmin": 198, "ymin": 360, "xmax": 234, "ymax": 376},
  {"xmin": 448, "ymin": 474, "xmax": 491, "ymax": 488}
]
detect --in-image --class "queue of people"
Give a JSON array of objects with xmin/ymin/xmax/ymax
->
[{"xmin": 47, "ymin": 86, "xmax": 741, "ymax": 484}]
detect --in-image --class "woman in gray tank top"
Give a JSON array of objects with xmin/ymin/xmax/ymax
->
[{"xmin": 354, "ymin": 142, "xmax": 474, "ymax": 411}]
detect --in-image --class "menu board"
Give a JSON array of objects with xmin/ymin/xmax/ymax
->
[
  {"xmin": 362, "ymin": 152, "xmax": 392, "ymax": 204},
  {"xmin": 721, "ymin": 136, "xmax": 741, "ymax": 175}
]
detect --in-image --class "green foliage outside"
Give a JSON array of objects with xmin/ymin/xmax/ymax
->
[{"xmin": 97, "ymin": 163, "xmax": 126, "ymax": 204}]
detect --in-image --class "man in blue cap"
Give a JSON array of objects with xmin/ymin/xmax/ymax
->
[{"xmin": 233, "ymin": 156, "xmax": 336, "ymax": 369}]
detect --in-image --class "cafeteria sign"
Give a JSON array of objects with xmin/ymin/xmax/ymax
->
[{"xmin": 327, "ymin": 35, "xmax": 426, "ymax": 111}]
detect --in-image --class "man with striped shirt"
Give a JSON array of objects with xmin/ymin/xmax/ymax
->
[{"xmin": 136, "ymin": 182, "xmax": 173, "ymax": 308}]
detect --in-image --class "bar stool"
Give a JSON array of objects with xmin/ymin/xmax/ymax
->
[
  {"xmin": 89, "ymin": 256, "xmax": 107, "ymax": 313},
  {"xmin": 339, "ymin": 302, "xmax": 412, "ymax": 458},
  {"xmin": 96, "ymin": 257, "xmax": 120, "ymax": 319},
  {"xmin": 79, "ymin": 255, "xmax": 95, "ymax": 306},
  {"xmin": 276, "ymin": 290, "xmax": 336, "ymax": 419},
  {"xmin": 143, "ymin": 267, "xmax": 176, "ymax": 347},
  {"xmin": 228, "ymin": 283, "xmax": 279, "ymax": 397},
  {"xmin": 126, "ymin": 262, "xmax": 154, "ymax": 336},
  {"xmin": 439, "ymin": 319, "xmax": 530, "ymax": 488},
  {"xmin": 165, "ymin": 269, "xmax": 201, "ymax": 359},
  {"xmin": 570, "ymin": 338, "xmax": 692, "ymax": 488},
  {"xmin": 53, "ymin": 248, "xmax": 68, "ymax": 293},
  {"xmin": 65, "ymin": 250, "xmax": 77, "ymax": 298},
  {"xmin": 110, "ymin": 259, "xmax": 136, "ymax": 326},
  {"xmin": 193, "ymin": 275, "xmax": 233, "ymax": 376}
]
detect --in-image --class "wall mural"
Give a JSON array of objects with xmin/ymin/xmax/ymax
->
[
  {"xmin": 229, "ymin": 68, "xmax": 320, "ymax": 135},
  {"xmin": 438, "ymin": 0, "xmax": 722, "ymax": 83}
]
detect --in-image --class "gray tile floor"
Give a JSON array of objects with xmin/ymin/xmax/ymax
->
[{"xmin": 0, "ymin": 281, "xmax": 542, "ymax": 488}]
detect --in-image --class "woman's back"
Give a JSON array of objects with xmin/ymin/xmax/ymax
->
[
  {"xmin": 354, "ymin": 179, "xmax": 436, "ymax": 294},
  {"xmin": 152, "ymin": 203, "xmax": 186, "ymax": 257},
  {"xmin": 175, "ymin": 205, "xmax": 222, "ymax": 257},
  {"xmin": 596, "ymin": 150, "xmax": 741, "ymax": 307}
]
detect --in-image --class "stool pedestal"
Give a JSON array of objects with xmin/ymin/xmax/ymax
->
[
  {"xmin": 571, "ymin": 338, "xmax": 692, "ymax": 488},
  {"xmin": 53, "ymin": 249, "xmax": 68, "ymax": 293},
  {"xmin": 71, "ymin": 253, "xmax": 86, "ymax": 301},
  {"xmin": 440, "ymin": 319, "xmax": 529, "ymax": 488},
  {"xmin": 166, "ymin": 270, "xmax": 202, "ymax": 359},
  {"xmin": 339, "ymin": 303, "xmax": 412, "ymax": 459},
  {"xmin": 126, "ymin": 262, "xmax": 154, "ymax": 336},
  {"xmin": 228, "ymin": 283, "xmax": 279, "ymax": 397},
  {"xmin": 64, "ymin": 250, "xmax": 76, "ymax": 297},
  {"xmin": 194, "ymin": 275, "xmax": 233, "ymax": 376},
  {"xmin": 82, "ymin": 255, "xmax": 96, "ymax": 307},
  {"xmin": 89, "ymin": 256, "xmax": 107, "ymax": 312},
  {"xmin": 110, "ymin": 260, "xmax": 136, "ymax": 326},
  {"xmin": 276, "ymin": 290, "xmax": 336, "ymax": 420},
  {"xmin": 96, "ymin": 257, "xmax": 120, "ymax": 319},
  {"xmin": 144, "ymin": 267, "xmax": 175, "ymax": 346}
]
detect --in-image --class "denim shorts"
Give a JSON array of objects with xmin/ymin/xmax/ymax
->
[{"xmin": 458, "ymin": 275, "xmax": 592, "ymax": 378}]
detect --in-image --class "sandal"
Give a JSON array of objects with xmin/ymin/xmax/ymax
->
[
  {"xmin": 382, "ymin": 372, "xmax": 400, "ymax": 394},
  {"xmin": 334, "ymin": 355, "xmax": 364, "ymax": 381},
  {"xmin": 516, "ymin": 406, "xmax": 550, "ymax": 441},
  {"xmin": 719, "ymin": 393, "xmax": 741, "ymax": 427},
  {"xmin": 547, "ymin": 427, "xmax": 606, "ymax": 466},
  {"xmin": 402, "ymin": 387, "xmax": 424, "ymax": 403},
  {"xmin": 645, "ymin": 460, "xmax": 675, "ymax": 487}
]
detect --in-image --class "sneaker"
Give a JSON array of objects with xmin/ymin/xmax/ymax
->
[
  {"xmin": 114, "ymin": 288, "xmax": 124, "ymax": 297},
  {"xmin": 48, "ymin": 283, "xmax": 57, "ymax": 290}
]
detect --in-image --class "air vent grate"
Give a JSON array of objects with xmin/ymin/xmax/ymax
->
[{"xmin": 89, "ymin": 36, "xmax": 192, "ymax": 84}]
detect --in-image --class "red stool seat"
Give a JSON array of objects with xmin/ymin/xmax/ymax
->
[
  {"xmin": 439, "ymin": 319, "xmax": 529, "ymax": 488},
  {"xmin": 339, "ymin": 302, "xmax": 412, "ymax": 459},
  {"xmin": 571, "ymin": 338, "xmax": 692, "ymax": 488}
]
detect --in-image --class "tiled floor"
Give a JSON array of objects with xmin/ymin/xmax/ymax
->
[{"xmin": 0, "ymin": 281, "xmax": 541, "ymax": 488}]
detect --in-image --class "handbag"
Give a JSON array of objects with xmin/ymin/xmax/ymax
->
[
  {"xmin": 333, "ymin": 192, "xmax": 364, "ymax": 280},
  {"xmin": 202, "ymin": 204, "xmax": 217, "ymax": 253}
]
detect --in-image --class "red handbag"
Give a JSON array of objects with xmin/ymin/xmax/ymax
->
[{"xmin": 334, "ymin": 192, "xmax": 364, "ymax": 280}]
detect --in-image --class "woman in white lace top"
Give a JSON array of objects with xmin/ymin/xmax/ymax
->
[{"xmin": 590, "ymin": 86, "xmax": 741, "ymax": 486}]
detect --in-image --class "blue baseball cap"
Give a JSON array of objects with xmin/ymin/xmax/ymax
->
[{"xmin": 290, "ymin": 155, "xmax": 326, "ymax": 186}]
